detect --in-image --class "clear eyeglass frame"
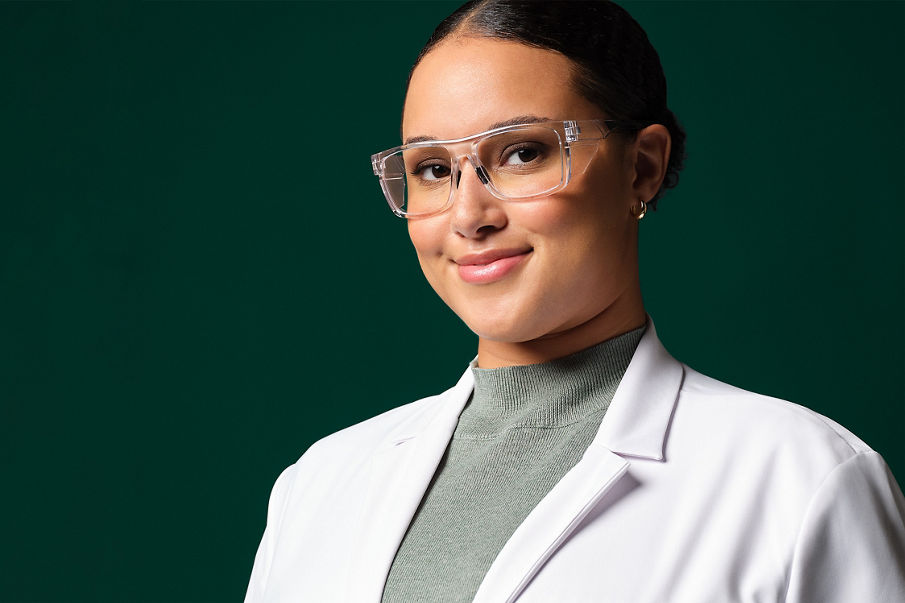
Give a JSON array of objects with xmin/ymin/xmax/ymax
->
[{"xmin": 370, "ymin": 118, "xmax": 631, "ymax": 219}]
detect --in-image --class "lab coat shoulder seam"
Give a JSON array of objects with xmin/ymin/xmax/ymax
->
[
  {"xmin": 678, "ymin": 369, "xmax": 870, "ymax": 457},
  {"xmin": 255, "ymin": 462, "xmax": 299, "ymax": 596},
  {"xmin": 780, "ymin": 450, "xmax": 893, "ymax": 601}
]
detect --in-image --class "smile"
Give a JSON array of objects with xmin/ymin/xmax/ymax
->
[{"xmin": 454, "ymin": 249, "xmax": 532, "ymax": 284}]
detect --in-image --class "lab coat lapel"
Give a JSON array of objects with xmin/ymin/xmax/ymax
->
[
  {"xmin": 473, "ymin": 318, "xmax": 684, "ymax": 603},
  {"xmin": 472, "ymin": 443, "xmax": 630, "ymax": 603},
  {"xmin": 345, "ymin": 369, "xmax": 475, "ymax": 602}
]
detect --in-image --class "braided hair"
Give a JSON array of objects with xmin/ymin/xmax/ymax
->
[{"xmin": 407, "ymin": 0, "xmax": 686, "ymax": 209}]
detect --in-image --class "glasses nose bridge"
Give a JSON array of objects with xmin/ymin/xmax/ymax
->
[{"xmin": 449, "ymin": 148, "xmax": 490, "ymax": 189}]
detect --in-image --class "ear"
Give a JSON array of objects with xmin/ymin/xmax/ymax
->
[{"xmin": 629, "ymin": 124, "xmax": 671, "ymax": 203}]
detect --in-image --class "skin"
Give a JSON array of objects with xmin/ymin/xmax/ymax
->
[{"xmin": 403, "ymin": 36, "xmax": 671, "ymax": 369}]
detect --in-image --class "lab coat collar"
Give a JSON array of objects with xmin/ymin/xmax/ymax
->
[
  {"xmin": 346, "ymin": 315, "xmax": 683, "ymax": 602},
  {"xmin": 595, "ymin": 316, "xmax": 683, "ymax": 461},
  {"xmin": 372, "ymin": 315, "xmax": 681, "ymax": 458}
]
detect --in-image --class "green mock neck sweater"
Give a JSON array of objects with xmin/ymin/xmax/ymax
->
[{"xmin": 381, "ymin": 326, "xmax": 646, "ymax": 603}]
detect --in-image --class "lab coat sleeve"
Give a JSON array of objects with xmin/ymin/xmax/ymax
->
[
  {"xmin": 785, "ymin": 451, "xmax": 905, "ymax": 602},
  {"xmin": 244, "ymin": 464, "xmax": 297, "ymax": 603}
]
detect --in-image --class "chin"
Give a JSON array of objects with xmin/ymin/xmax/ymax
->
[{"xmin": 460, "ymin": 312, "xmax": 543, "ymax": 344}]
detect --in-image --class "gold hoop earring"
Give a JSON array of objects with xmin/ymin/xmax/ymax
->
[{"xmin": 632, "ymin": 199, "xmax": 647, "ymax": 220}]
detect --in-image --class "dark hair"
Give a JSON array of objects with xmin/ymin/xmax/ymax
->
[{"xmin": 408, "ymin": 0, "xmax": 686, "ymax": 209}]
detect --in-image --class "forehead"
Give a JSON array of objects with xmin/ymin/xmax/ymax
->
[{"xmin": 403, "ymin": 37, "xmax": 601, "ymax": 142}]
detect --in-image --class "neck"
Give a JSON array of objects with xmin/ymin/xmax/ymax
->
[{"xmin": 476, "ymin": 286, "xmax": 647, "ymax": 369}]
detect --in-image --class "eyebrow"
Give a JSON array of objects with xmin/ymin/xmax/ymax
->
[{"xmin": 403, "ymin": 114, "xmax": 553, "ymax": 145}]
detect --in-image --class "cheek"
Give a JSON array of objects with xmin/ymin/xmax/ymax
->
[
  {"xmin": 407, "ymin": 220, "xmax": 443, "ymax": 257},
  {"xmin": 519, "ymin": 191, "xmax": 623, "ymax": 251},
  {"xmin": 407, "ymin": 220, "xmax": 448, "ymax": 287},
  {"xmin": 521, "ymin": 189, "xmax": 636, "ymax": 296}
]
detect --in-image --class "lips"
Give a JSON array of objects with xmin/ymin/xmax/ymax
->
[{"xmin": 454, "ymin": 248, "xmax": 532, "ymax": 284}]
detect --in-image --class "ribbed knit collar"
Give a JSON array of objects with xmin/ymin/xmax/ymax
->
[{"xmin": 455, "ymin": 325, "xmax": 646, "ymax": 438}]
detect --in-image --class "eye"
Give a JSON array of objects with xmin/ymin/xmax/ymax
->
[
  {"xmin": 502, "ymin": 144, "xmax": 543, "ymax": 166},
  {"xmin": 412, "ymin": 162, "xmax": 451, "ymax": 182}
]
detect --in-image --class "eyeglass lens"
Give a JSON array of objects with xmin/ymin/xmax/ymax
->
[{"xmin": 382, "ymin": 126, "xmax": 566, "ymax": 216}]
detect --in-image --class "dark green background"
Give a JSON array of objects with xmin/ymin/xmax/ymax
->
[{"xmin": 2, "ymin": 1, "xmax": 902, "ymax": 600}]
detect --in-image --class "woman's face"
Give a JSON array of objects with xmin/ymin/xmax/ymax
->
[{"xmin": 403, "ymin": 37, "xmax": 650, "ymax": 362}]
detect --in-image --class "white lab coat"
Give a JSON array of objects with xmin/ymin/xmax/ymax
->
[{"xmin": 245, "ymin": 319, "xmax": 905, "ymax": 602}]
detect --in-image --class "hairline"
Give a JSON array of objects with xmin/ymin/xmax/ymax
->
[{"xmin": 400, "ymin": 31, "xmax": 604, "ymax": 141}]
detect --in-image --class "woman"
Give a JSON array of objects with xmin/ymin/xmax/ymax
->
[{"xmin": 245, "ymin": 2, "xmax": 905, "ymax": 601}]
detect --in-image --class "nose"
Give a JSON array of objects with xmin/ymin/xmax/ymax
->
[{"xmin": 449, "ymin": 158, "xmax": 507, "ymax": 239}]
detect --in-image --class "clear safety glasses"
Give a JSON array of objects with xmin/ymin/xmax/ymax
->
[{"xmin": 371, "ymin": 119, "xmax": 629, "ymax": 219}]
